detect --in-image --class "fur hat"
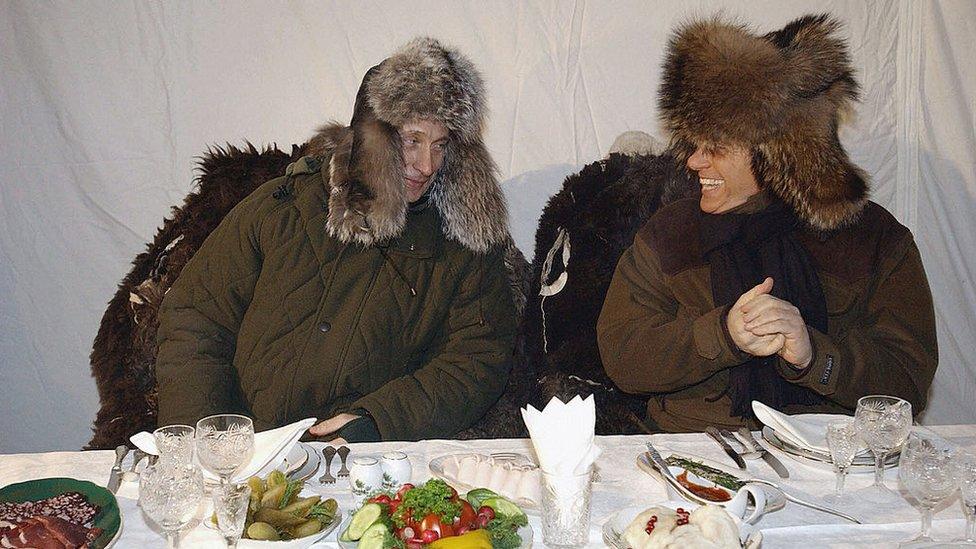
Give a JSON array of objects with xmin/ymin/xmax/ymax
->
[
  {"xmin": 658, "ymin": 14, "xmax": 868, "ymax": 230},
  {"xmin": 313, "ymin": 37, "xmax": 508, "ymax": 252}
]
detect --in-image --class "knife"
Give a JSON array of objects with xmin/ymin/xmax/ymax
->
[
  {"xmin": 738, "ymin": 427, "xmax": 790, "ymax": 479},
  {"xmin": 705, "ymin": 426, "xmax": 746, "ymax": 469},
  {"xmin": 107, "ymin": 445, "xmax": 128, "ymax": 493},
  {"xmin": 644, "ymin": 442, "xmax": 673, "ymax": 476}
]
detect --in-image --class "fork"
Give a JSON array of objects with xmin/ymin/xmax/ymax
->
[
  {"xmin": 720, "ymin": 429, "xmax": 763, "ymax": 460},
  {"xmin": 336, "ymin": 446, "xmax": 351, "ymax": 477},
  {"xmin": 319, "ymin": 446, "xmax": 337, "ymax": 484}
]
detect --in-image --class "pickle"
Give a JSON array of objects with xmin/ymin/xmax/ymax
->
[
  {"xmin": 248, "ymin": 476, "xmax": 266, "ymax": 499},
  {"xmin": 246, "ymin": 522, "xmax": 280, "ymax": 541},
  {"xmin": 266, "ymin": 469, "xmax": 287, "ymax": 488},
  {"xmin": 254, "ymin": 507, "xmax": 307, "ymax": 528},
  {"xmin": 288, "ymin": 519, "xmax": 323, "ymax": 538},
  {"xmin": 281, "ymin": 495, "xmax": 320, "ymax": 517},
  {"xmin": 260, "ymin": 484, "xmax": 286, "ymax": 508}
]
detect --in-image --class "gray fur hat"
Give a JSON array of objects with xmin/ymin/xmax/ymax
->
[
  {"xmin": 658, "ymin": 14, "xmax": 868, "ymax": 230},
  {"xmin": 315, "ymin": 37, "xmax": 508, "ymax": 252}
]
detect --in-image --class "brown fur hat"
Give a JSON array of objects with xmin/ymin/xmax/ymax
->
[
  {"xmin": 314, "ymin": 37, "xmax": 508, "ymax": 252},
  {"xmin": 659, "ymin": 14, "xmax": 868, "ymax": 230}
]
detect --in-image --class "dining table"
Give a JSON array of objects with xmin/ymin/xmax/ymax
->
[{"xmin": 2, "ymin": 424, "xmax": 975, "ymax": 548}]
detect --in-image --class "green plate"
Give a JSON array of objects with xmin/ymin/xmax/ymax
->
[{"xmin": 0, "ymin": 477, "xmax": 121, "ymax": 548}]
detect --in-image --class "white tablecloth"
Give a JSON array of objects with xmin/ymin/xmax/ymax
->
[{"xmin": 3, "ymin": 425, "xmax": 975, "ymax": 548}]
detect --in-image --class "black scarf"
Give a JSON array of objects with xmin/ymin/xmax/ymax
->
[{"xmin": 699, "ymin": 198, "xmax": 828, "ymax": 418}]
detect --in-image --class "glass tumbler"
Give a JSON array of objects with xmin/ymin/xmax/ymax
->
[{"xmin": 540, "ymin": 468, "xmax": 593, "ymax": 547}]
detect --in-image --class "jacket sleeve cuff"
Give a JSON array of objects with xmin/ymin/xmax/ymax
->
[
  {"xmin": 775, "ymin": 327, "xmax": 839, "ymax": 395},
  {"xmin": 692, "ymin": 304, "xmax": 750, "ymax": 365}
]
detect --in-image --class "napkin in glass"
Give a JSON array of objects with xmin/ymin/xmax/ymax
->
[
  {"xmin": 521, "ymin": 395, "xmax": 601, "ymax": 474},
  {"xmin": 129, "ymin": 417, "xmax": 316, "ymax": 482}
]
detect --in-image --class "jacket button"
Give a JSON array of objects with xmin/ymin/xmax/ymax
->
[{"xmin": 318, "ymin": 321, "xmax": 332, "ymax": 333}]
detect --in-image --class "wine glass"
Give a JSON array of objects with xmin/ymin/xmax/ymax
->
[
  {"xmin": 898, "ymin": 430, "xmax": 956, "ymax": 546},
  {"xmin": 213, "ymin": 482, "xmax": 251, "ymax": 548},
  {"xmin": 826, "ymin": 420, "xmax": 860, "ymax": 497},
  {"xmin": 855, "ymin": 395, "xmax": 912, "ymax": 491},
  {"xmin": 953, "ymin": 448, "xmax": 976, "ymax": 544},
  {"xmin": 195, "ymin": 414, "xmax": 255, "ymax": 485},
  {"xmin": 153, "ymin": 424, "xmax": 195, "ymax": 467},
  {"xmin": 139, "ymin": 462, "xmax": 205, "ymax": 549}
]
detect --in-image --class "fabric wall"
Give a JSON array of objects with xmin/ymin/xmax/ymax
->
[{"xmin": 1, "ymin": 0, "xmax": 973, "ymax": 453}]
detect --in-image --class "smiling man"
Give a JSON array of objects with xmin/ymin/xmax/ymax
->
[
  {"xmin": 597, "ymin": 15, "xmax": 938, "ymax": 432},
  {"xmin": 154, "ymin": 37, "xmax": 517, "ymax": 442}
]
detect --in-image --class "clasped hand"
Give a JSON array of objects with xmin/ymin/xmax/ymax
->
[{"xmin": 726, "ymin": 277, "xmax": 812, "ymax": 368}]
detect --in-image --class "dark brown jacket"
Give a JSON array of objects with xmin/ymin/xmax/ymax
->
[{"xmin": 597, "ymin": 192, "xmax": 938, "ymax": 432}]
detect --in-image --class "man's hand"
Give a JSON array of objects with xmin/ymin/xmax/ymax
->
[
  {"xmin": 308, "ymin": 413, "xmax": 360, "ymax": 444},
  {"xmin": 727, "ymin": 277, "xmax": 786, "ymax": 357},
  {"xmin": 741, "ymin": 279, "xmax": 813, "ymax": 369}
]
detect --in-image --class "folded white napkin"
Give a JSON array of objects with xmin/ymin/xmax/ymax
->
[
  {"xmin": 752, "ymin": 401, "xmax": 850, "ymax": 454},
  {"xmin": 521, "ymin": 395, "xmax": 601, "ymax": 475},
  {"xmin": 129, "ymin": 417, "xmax": 316, "ymax": 482}
]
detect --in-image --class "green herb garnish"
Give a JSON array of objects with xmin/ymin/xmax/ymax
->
[
  {"xmin": 666, "ymin": 456, "xmax": 745, "ymax": 491},
  {"xmin": 484, "ymin": 515, "xmax": 527, "ymax": 549},
  {"xmin": 278, "ymin": 479, "xmax": 303, "ymax": 510},
  {"xmin": 391, "ymin": 479, "xmax": 462, "ymax": 528}
]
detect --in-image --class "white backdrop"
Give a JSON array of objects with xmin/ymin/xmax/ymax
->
[{"xmin": 2, "ymin": 1, "xmax": 974, "ymax": 453}]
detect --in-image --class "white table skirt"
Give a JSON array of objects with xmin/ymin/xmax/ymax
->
[{"xmin": 3, "ymin": 425, "xmax": 975, "ymax": 548}]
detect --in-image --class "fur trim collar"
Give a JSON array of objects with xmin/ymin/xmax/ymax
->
[
  {"xmin": 659, "ymin": 14, "xmax": 867, "ymax": 230},
  {"xmin": 308, "ymin": 37, "xmax": 508, "ymax": 252}
]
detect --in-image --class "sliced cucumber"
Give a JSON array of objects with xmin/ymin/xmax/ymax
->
[
  {"xmin": 344, "ymin": 502, "xmax": 383, "ymax": 541},
  {"xmin": 465, "ymin": 487, "xmax": 499, "ymax": 510},
  {"xmin": 481, "ymin": 496, "xmax": 527, "ymax": 522},
  {"xmin": 356, "ymin": 522, "xmax": 388, "ymax": 549}
]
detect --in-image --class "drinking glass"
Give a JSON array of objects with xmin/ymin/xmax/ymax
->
[
  {"xmin": 855, "ymin": 395, "xmax": 912, "ymax": 491},
  {"xmin": 154, "ymin": 425, "xmax": 195, "ymax": 467},
  {"xmin": 139, "ymin": 463, "xmax": 205, "ymax": 549},
  {"xmin": 540, "ymin": 468, "xmax": 593, "ymax": 547},
  {"xmin": 898, "ymin": 430, "xmax": 956, "ymax": 545},
  {"xmin": 195, "ymin": 414, "xmax": 255, "ymax": 484},
  {"xmin": 826, "ymin": 420, "xmax": 860, "ymax": 496},
  {"xmin": 213, "ymin": 482, "xmax": 251, "ymax": 548},
  {"xmin": 953, "ymin": 448, "xmax": 976, "ymax": 544}
]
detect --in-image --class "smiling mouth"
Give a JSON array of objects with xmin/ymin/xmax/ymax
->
[{"xmin": 700, "ymin": 178, "xmax": 723, "ymax": 190}]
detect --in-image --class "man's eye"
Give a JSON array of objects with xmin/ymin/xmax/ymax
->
[
  {"xmin": 433, "ymin": 142, "xmax": 447, "ymax": 151},
  {"xmin": 402, "ymin": 137, "xmax": 418, "ymax": 146}
]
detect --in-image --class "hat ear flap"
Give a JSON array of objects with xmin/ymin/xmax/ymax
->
[
  {"xmin": 431, "ymin": 137, "xmax": 508, "ymax": 253},
  {"xmin": 327, "ymin": 64, "xmax": 406, "ymax": 245},
  {"xmin": 758, "ymin": 125, "xmax": 868, "ymax": 230}
]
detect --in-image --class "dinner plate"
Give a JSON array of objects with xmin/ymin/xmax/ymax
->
[
  {"xmin": 603, "ymin": 504, "xmax": 761, "ymax": 548},
  {"xmin": 0, "ymin": 477, "xmax": 122, "ymax": 549},
  {"xmin": 429, "ymin": 453, "xmax": 539, "ymax": 510},
  {"xmin": 762, "ymin": 426, "xmax": 898, "ymax": 472},
  {"xmin": 636, "ymin": 451, "xmax": 787, "ymax": 516},
  {"xmin": 336, "ymin": 513, "xmax": 533, "ymax": 548}
]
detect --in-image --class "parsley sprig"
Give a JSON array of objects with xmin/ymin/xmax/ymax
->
[{"xmin": 391, "ymin": 479, "xmax": 462, "ymax": 528}]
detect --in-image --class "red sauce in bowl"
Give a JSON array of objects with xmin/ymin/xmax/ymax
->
[{"xmin": 676, "ymin": 471, "xmax": 731, "ymax": 502}]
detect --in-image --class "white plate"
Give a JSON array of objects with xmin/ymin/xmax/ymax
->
[
  {"xmin": 207, "ymin": 488, "xmax": 341, "ymax": 549},
  {"xmin": 762, "ymin": 426, "xmax": 898, "ymax": 473},
  {"xmin": 603, "ymin": 503, "xmax": 761, "ymax": 548},
  {"xmin": 429, "ymin": 453, "xmax": 539, "ymax": 509},
  {"xmin": 637, "ymin": 451, "xmax": 787, "ymax": 515},
  {"xmin": 282, "ymin": 443, "xmax": 320, "ymax": 482},
  {"xmin": 336, "ymin": 513, "xmax": 533, "ymax": 548}
]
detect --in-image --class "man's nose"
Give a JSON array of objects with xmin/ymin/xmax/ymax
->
[
  {"xmin": 686, "ymin": 146, "xmax": 709, "ymax": 171},
  {"xmin": 414, "ymin": 148, "xmax": 434, "ymax": 177}
]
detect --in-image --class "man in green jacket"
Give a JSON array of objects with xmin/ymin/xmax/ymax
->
[
  {"xmin": 155, "ymin": 37, "xmax": 517, "ymax": 441},
  {"xmin": 598, "ymin": 15, "xmax": 938, "ymax": 432}
]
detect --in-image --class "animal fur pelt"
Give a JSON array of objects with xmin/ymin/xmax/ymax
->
[
  {"xmin": 659, "ymin": 13, "xmax": 867, "ymax": 230},
  {"xmin": 520, "ymin": 152, "xmax": 696, "ymax": 435},
  {"xmin": 87, "ymin": 143, "xmax": 304, "ymax": 449},
  {"xmin": 87, "ymin": 142, "xmax": 531, "ymax": 449}
]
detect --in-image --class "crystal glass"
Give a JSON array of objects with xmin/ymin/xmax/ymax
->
[
  {"xmin": 826, "ymin": 420, "xmax": 860, "ymax": 496},
  {"xmin": 154, "ymin": 425, "xmax": 195, "ymax": 467},
  {"xmin": 898, "ymin": 430, "xmax": 956, "ymax": 545},
  {"xmin": 214, "ymin": 482, "xmax": 251, "ymax": 548},
  {"xmin": 139, "ymin": 463, "xmax": 205, "ymax": 549},
  {"xmin": 195, "ymin": 414, "xmax": 254, "ymax": 484},
  {"xmin": 953, "ymin": 448, "xmax": 976, "ymax": 544},
  {"xmin": 855, "ymin": 395, "xmax": 912, "ymax": 490},
  {"xmin": 540, "ymin": 469, "xmax": 593, "ymax": 547}
]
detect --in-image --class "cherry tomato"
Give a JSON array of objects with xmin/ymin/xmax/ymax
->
[
  {"xmin": 477, "ymin": 506, "xmax": 496, "ymax": 521},
  {"xmin": 454, "ymin": 500, "xmax": 477, "ymax": 530},
  {"xmin": 421, "ymin": 529, "xmax": 440, "ymax": 543},
  {"xmin": 420, "ymin": 513, "xmax": 456, "ymax": 538},
  {"xmin": 396, "ymin": 483, "xmax": 415, "ymax": 499}
]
